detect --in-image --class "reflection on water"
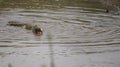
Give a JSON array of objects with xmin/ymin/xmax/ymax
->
[{"xmin": 0, "ymin": 0, "xmax": 120, "ymax": 67}]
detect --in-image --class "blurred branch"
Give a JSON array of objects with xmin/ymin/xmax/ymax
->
[{"xmin": 47, "ymin": 32, "xmax": 55, "ymax": 67}]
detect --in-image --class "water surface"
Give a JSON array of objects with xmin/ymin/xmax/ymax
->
[{"xmin": 0, "ymin": 0, "xmax": 120, "ymax": 67}]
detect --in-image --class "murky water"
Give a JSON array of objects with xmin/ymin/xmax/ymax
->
[{"xmin": 0, "ymin": 0, "xmax": 120, "ymax": 67}]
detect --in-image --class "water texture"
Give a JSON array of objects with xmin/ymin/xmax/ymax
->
[{"xmin": 0, "ymin": 0, "xmax": 120, "ymax": 67}]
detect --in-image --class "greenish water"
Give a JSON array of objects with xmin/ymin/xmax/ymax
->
[
  {"xmin": 0, "ymin": 0, "xmax": 115, "ymax": 9},
  {"xmin": 0, "ymin": 0, "xmax": 120, "ymax": 67}
]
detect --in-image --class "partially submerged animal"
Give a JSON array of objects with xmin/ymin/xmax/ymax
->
[
  {"xmin": 32, "ymin": 25, "xmax": 43, "ymax": 35},
  {"xmin": 7, "ymin": 21, "xmax": 43, "ymax": 35},
  {"xmin": 7, "ymin": 21, "xmax": 33, "ymax": 30}
]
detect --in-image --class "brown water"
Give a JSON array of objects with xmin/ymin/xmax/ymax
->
[{"xmin": 0, "ymin": 0, "xmax": 120, "ymax": 67}]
